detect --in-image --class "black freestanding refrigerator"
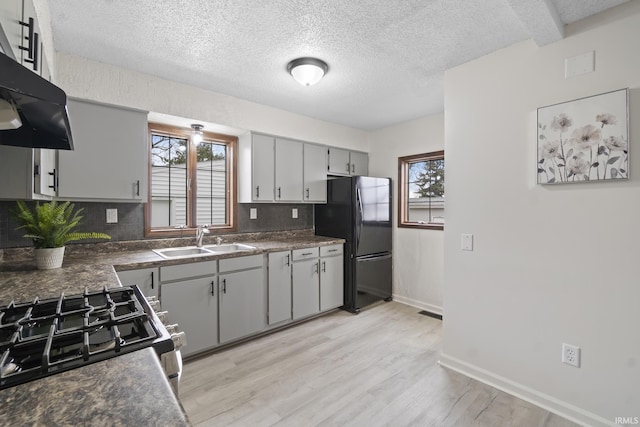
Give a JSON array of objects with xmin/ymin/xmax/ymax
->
[{"xmin": 314, "ymin": 176, "xmax": 392, "ymax": 313}]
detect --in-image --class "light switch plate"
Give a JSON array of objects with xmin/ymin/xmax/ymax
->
[
  {"xmin": 250, "ymin": 207, "xmax": 258, "ymax": 220},
  {"xmin": 292, "ymin": 208, "xmax": 298, "ymax": 219},
  {"xmin": 461, "ymin": 233, "xmax": 473, "ymax": 251},
  {"xmin": 106, "ymin": 209, "xmax": 118, "ymax": 224}
]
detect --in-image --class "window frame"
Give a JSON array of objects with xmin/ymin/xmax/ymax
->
[
  {"xmin": 145, "ymin": 123, "xmax": 238, "ymax": 237},
  {"xmin": 398, "ymin": 150, "xmax": 445, "ymax": 230}
]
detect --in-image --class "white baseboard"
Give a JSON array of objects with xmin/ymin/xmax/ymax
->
[
  {"xmin": 439, "ymin": 353, "xmax": 614, "ymax": 427},
  {"xmin": 392, "ymin": 294, "xmax": 443, "ymax": 316}
]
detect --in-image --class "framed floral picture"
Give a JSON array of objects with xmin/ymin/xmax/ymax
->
[{"xmin": 537, "ymin": 88, "xmax": 629, "ymax": 184}]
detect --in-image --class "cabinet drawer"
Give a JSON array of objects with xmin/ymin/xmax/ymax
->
[
  {"xmin": 292, "ymin": 247, "xmax": 319, "ymax": 261},
  {"xmin": 160, "ymin": 260, "xmax": 217, "ymax": 282},
  {"xmin": 320, "ymin": 244, "xmax": 343, "ymax": 257},
  {"xmin": 219, "ymin": 254, "xmax": 263, "ymax": 272}
]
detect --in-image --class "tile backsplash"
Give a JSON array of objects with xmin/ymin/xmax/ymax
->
[{"xmin": 0, "ymin": 201, "xmax": 313, "ymax": 248}]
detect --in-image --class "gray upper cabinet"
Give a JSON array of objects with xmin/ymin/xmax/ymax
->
[
  {"xmin": 239, "ymin": 132, "xmax": 360, "ymax": 203},
  {"xmin": 303, "ymin": 143, "xmax": 327, "ymax": 203},
  {"xmin": 328, "ymin": 147, "xmax": 368, "ymax": 176},
  {"xmin": 275, "ymin": 138, "xmax": 303, "ymax": 202},
  {"xmin": 58, "ymin": 99, "xmax": 148, "ymax": 201},
  {"xmin": 0, "ymin": 146, "xmax": 56, "ymax": 200},
  {"xmin": 0, "ymin": 0, "xmax": 23, "ymax": 61},
  {"xmin": 251, "ymin": 133, "xmax": 276, "ymax": 201},
  {"xmin": 328, "ymin": 147, "xmax": 351, "ymax": 175},
  {"xmin": 350, "ymin": 151, "xmax": 369, "ymax": 176}
]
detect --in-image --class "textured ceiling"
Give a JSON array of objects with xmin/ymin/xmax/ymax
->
[{"xmin": 47, "ymin": 0, "xmax": 627, "ymax": 130}]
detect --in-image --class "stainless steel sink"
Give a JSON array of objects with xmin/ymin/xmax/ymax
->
[
  {"xmin": 153, "ymin": 247, "xmax": 215, "ymax": 259},
  {"xmin": 203, "ymin": 243, "xmax": 256, "ymax": 253}
]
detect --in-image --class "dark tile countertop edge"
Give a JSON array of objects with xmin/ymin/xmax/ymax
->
[{"xmin": 0, "ymin": 348, "xmax": 189, "ymax": 427}]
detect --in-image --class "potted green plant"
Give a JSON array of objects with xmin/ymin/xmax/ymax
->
[{"xmin": 12, "ymin": 200, "xmax": 111, "ymax": 270}]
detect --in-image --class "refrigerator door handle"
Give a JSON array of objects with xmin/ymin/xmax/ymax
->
[
  {"xmin": 358, "ymin": 253, "xmax": 392, "ymax": 261},
  {"xmin": 356, "ymin": 186, "xmax": 364, "ymax": 251}
]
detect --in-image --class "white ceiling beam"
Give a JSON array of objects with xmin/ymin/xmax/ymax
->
[{"xmin": 507, "ymin": 0, "xmax": 564, "ymax": 46}]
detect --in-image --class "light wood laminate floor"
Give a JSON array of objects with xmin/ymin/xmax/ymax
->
[{"xmin": 180, "ymin": 302, "xmax": 577, "ymax": 427}]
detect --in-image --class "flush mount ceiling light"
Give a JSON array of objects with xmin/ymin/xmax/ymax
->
[
  {"xmin": 191, "ymin": 123, "xmax": 203, "ymax": 144},
  {"xmin": 287, "ymin": 57, "xmax": 328, "ymax": 86}
]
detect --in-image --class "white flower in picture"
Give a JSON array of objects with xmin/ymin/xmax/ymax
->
[
  {"xmin": 569, "ymin": 124, "xmax": 602, "ymax": 151},
  {"xmin": 596, "ymin": 113, "xmax": 618, "ymax": 127},
  {"xmin": 537, "ymin": 89, "xmax": 628, "ymax": 184},
  {"xmin": 550, "ymin": 113, "xmax": 573, "ymax": 132},
  {"xmin": 604, "ymin": 135, "xmax": 627, "ymax": 152}
]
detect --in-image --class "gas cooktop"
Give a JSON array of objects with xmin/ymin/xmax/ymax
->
[{"xmin": 0, "ymin": 286, "xmax": 173, "ymax": 390}]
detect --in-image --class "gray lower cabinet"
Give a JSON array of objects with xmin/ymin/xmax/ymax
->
[
  {"xmin": 268, "ymin": 251, "xmax": 292, "ymax": 325},
  {"xmin": 219, "ymin": 255, "xmax": 265, "ymax": 343},
  {"xmin": 159, "ymin": 260, "xmax": 218, "ymax": 357},
  {"xmin": 116, "ymin": 267, "xmax": 159, "ymax": 299},
  {"xmin": 292, "ymin": 248, "xmax": 320, "ymax": 320},
  {"xmin": 161, "ymin": 276, "xmax": 218, "ymax": 357},
  {"xmin": 320, "ymin": 245, "xmax": 344, "ymax": 311}
]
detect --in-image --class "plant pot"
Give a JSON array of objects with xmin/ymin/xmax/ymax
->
[{"xmin": 34, "ymin": 247, "xmax": 65, "ymax": 270}]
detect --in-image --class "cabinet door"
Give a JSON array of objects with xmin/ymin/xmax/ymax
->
[
  {"xmin": 219, "ymin": 268, "xmax": 265, "ymax": 343},
  {"xmin": 328, "ymin": 147, "xmax": 351, "ymax": 175},
  {"xmin": 292, "ymin": 258, "xmax": 320, "ymax": 320},
  {"xmin": 252, "ymin": 134, "xmax": 275, "ymax": 201},
  {"xmin": 275, "ymin": 138, "xmax": 303, "ymax": 201},
  {"xmin": 320, "ymin": 255, "xmax": 344, "ymax": 311},
  {"xmin": 116, "ymin": 267, "xmax": 159, "ymax": 299},
  {"xmin": 161, "ymin": 277, "xmax": 218, "ymax": 357},
  {"xmin": 268, "ymin": 251, "xmax": 292, "ymax": 325},
  {"xmin": 0, "ymin": 0, "xmax": 23, "ymax": 61},
  {"xmin": 34, "ymin": 149, "xmax": 57, "ymax": 197},
  {"xmin": 303, "ymin": 144, "xmax": 327, "ymax": 202},
  {"xmin": 350, "ymin": 151, "xmax": 369, "ymax": 176},
  {"xmin": 58, "ymin": 99, "xmax": 148, "ymax": 201}
]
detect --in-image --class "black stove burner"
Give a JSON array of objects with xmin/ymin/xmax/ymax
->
[{"xmin": 0, "ymin": 286, "xmax": 173, "ymax": 390}]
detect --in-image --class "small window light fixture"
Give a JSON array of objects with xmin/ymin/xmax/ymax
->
[
  {"xmin": 287, "ymin": 57, "xmax": 328, "ymax": 86},
  {"xmin": 191, "ymin": 123, "xmax": 204, "ymax": 144}
]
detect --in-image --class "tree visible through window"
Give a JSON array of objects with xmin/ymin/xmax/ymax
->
[
  {"xmin": 398, "ymin": 151, "xmax": 444, "ymax": 229},
  {"xmin": 146, "ymin": 123, "xmax": 237, "ymax": 236}
]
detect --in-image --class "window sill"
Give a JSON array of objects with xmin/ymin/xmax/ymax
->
[{"xmin": 398, "ymin": 222, "xmax": 444, "ymax": 230}]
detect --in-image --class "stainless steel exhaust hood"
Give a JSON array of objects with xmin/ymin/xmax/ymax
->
[{"xmin": 0, "ymin": 52, "xmax": 74, "ymax": 150}]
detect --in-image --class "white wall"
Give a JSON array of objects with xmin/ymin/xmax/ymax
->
[
  {"xmin": 368, "ymin": 114, "xmax": 444, "ymax": 314},
  {"xmin": 55, "ymin": 53, "xmax": 368, "ymax": 150},
  {"xmin": 441, "ymin": 3, "xmax": 640, "ymax": 426}
]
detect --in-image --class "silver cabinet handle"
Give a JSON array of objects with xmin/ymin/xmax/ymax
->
[
  {"xmin": 285, "ymin": 254, "xmax": 290, "ymax": 266},
  {"xmin": 302, "ymin": 252, "xmax": 313, "ymax": 256},
  {"xmin": 313, "ymin": 262, "xmax": 319, "ymax": 274},
  {"xmin": 351, "ymin": 163, "xmax": 355, "ymax": 173},
  {"xmin": 136, "ymin": 180, "xmax": 140, "ymax": 196},
  {"xmin": 278, "ymin": 187, "xmax": 281, "ymax": 199},
  {"xmin": 306, "ymin": 188, "xmax": 310, "ymax": 199},
  {"xmin": 322, "ymin": 261, "xmax": 326, "ymax": 272},
  {"xmin": 328, "ymin": 249, "xmax": 338, "ymax": 253},
  {"xmin": 346, "ymin": 162, "xmax": 350, "ymax": 172},
  {"xmin": 222, "ymin": 278, "xmax": 227, "ymax": 293},
  {"xmin": 210, "ymin": 280, "xmax": 215, "ymax": 296},
  {"xmin": 256, "ymin": 185, "xmax": 260, "ymax": 198}
]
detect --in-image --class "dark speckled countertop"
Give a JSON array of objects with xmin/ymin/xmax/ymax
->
[{"xmin": 0, "ymin": 231, "xmax": 343, "ymax": 426}]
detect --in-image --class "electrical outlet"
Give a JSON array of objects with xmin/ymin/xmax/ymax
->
[
  {"xmin": 249, "ymin": 207, "xmax": 258, "ymax": 220},
  {"xmin": 292, "ymin": 208, "xmax": 298, "ymax": 219},
  {"xmin": 106, "ymin": 209, "xmax": 118, "ymax": 224},
  {"xmin": 562, "ymin": 343, "xmax": 581, "ymax": 367}
]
